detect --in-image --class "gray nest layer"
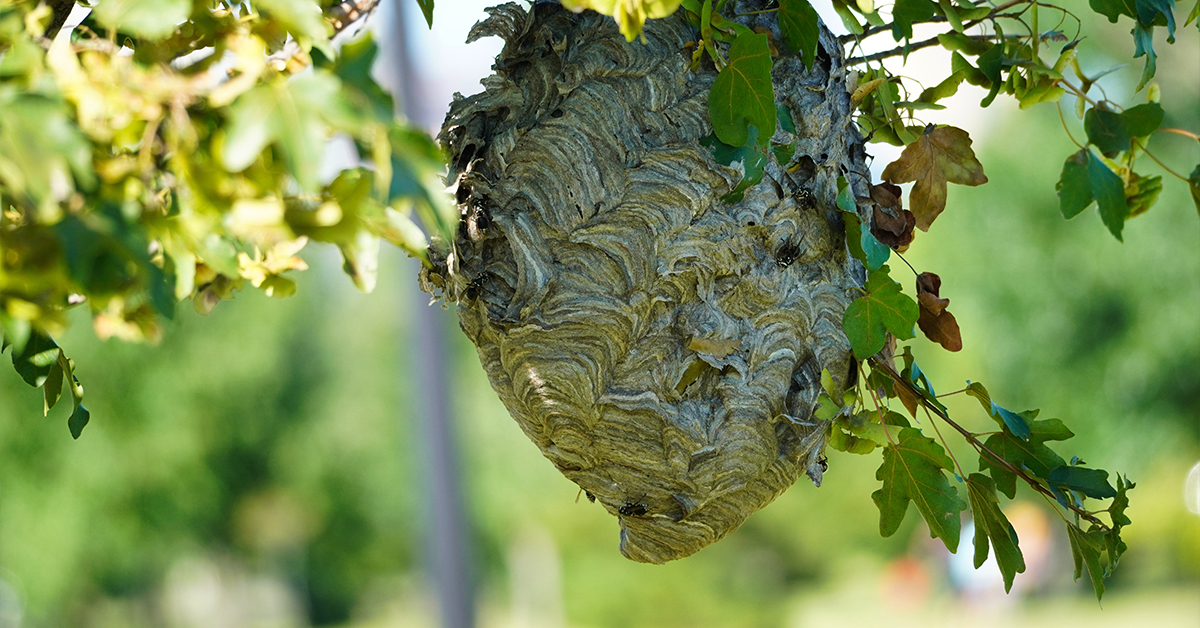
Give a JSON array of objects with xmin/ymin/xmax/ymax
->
[{"xmin": 428, "ymin": 1, "xmax": 867, "ymax": 563}]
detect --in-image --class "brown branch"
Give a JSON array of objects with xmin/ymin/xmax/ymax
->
[
  {"xmin": 867, "ymin": 356, "xmax": 1110, "ymax": 530},
  {"xmin": 838, "ymin": 0, "xmax": 1031, "ymax": 44},
  {"xmin": 327, "ymin": 0, "xmax": 384, "ymax": 34},
  {"xmin": 847, "ymin": 34, "xmax": 1009, "ymax": 65}
]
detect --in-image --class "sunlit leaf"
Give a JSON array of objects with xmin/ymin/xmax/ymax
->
[
  {"xmin": 93, "ymin": 0, "xmax": 191, "ymax": 39},
  {"xmin": 254, "ymin": 0, "xmax": 329, "ymax": 41},
  {"xmin": 561, "ymin": 0, "xmax": 683, "ymax": 41},
  {"xmin": 709, "ymin": 32, "xmax": 775, "ymax": 147},
  {"xmin": 778, "ymin": 0, "xmax": 821, "ymax": 71}
]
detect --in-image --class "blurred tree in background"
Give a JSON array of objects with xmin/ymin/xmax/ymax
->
[{"xmin": 0, "ymin": 0, "xmax": 1197, "ymax": 626}]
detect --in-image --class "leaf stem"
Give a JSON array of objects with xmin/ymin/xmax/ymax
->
[
  {"xmin": 1158, "ymin": 127, "xmax": 1200, "ymax": 142},
  {"xmin": 1055, "ymin": 102, "xmax": 1085, "ymax": 150},
  {"xmin": 1134, "ymin": 139, "xmax": 1190, "ymax": 182}
]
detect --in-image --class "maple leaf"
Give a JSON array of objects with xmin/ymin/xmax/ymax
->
[
  {"xmin": 967, "ymin": 474, "xmax": 1026, "ymax": 592},
  {"xmin": 881, "ymin": 125, "xmax": 988, "ymax": 231},
  {"xmin": 915, "ymin": 272, "xmax": 962, "ymax": 351},
  {"xmin": 872, "ymin": 427, "xmax": 967, "ymax": 552}
]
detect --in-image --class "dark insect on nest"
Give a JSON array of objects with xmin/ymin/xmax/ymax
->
[{"xmin": 424, "ymin": 1, "xmax": 869, "ymax": 563}]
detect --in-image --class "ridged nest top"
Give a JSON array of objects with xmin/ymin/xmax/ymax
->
[{"xmin": 426, "ymin": 1, "xmax": 868, "ymax": 563}]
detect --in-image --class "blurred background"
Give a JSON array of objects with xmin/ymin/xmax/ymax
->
[{"xmin": 0, "ymin": 1, "xmax": 1197, "ymax": 626}]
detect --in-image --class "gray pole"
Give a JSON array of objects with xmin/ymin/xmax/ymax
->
[{"xmin": 385, "ymin": 2, "xmax": 476, "ymax": 627}]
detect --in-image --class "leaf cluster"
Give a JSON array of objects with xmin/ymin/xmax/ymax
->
[{"xmin": 0, "ymin": 0, "xmax": 454, "ymax": 435}]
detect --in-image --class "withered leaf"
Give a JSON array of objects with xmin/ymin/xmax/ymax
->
[
  {"xmin": 870, "ymin": 184, "xmax": 916, "ymax": 253},
  {"xmin": 881, "ymin": 125, "xmax": 988, "ymax": 231},
  {"xmin": 915, "ymin": 272, "xmax": 962, "ymax": 352}
]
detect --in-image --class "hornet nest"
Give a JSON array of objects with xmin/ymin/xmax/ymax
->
[{"xmin": 422, "ymin": 1, "xmax": 870, "ymax": 563}]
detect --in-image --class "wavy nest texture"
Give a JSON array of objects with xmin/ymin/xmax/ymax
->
[{"xmin": 425, "ymin": 1, "xmax": 869, "ymax": 563}]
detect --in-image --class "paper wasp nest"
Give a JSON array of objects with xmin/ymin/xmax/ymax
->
[{"xmin": 427, "ymin": 1, "xmax": 867, "ymax": 563}]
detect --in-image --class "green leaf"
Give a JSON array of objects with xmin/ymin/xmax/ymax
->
[
  {"xmin": 1085, "ymin": 107, "xmax": 1132, "ymax": 154},
  {"xmin": 254, "ymin": 0, "xmax": 329, "ymax": 41},
  {"xmin": 12, "ymin": 331, "xmax": 61, "ymax": 388},
  {"xmin": 1090, "ymin": 0, "xmax": 1136, "ymax": 21},
  {"xmin": 1136, "ymin": 0, "xmax": 1176, "ymax": 40},
  {"xmin": 1186, "ymin": 0, "xmax": 1199, "ymax": 26},
  {"xmin": 778, "ymin": 0, "xmax": 821, "ymax": 71},
  {"xmin": 1088, "ymin": 150, "xmax": 1129, "ymax": 240},
  {"xmin": 964, "ymin": 381, "xmax": 1031, "ymax": 440},
  {"xmin": 1067, "ymin": 523, "xmax": 1107, "ymax": 601},
  {"xmin": 222, "ymin": 72, "xmax": 357, "ymax": 192},
  {"xmin": 328, "ymin": 34, "xmax": 395, "ymax": 123},
  {"xmin": 1121, "ymin": 102, "xmax": 1165, "ymax": 137},
  {"xmin": 844, "ymin": 212, "xmax": 891, "ymax": 272},
  {"xmin": 872, "ymin": 427, "xmax": 966, "ymax": 552},
  {"xmin": 1132, "ymin": 22, "xmax": 1157, "ymax": 91},
  {"xmin": 967, "ymin": 474, "xmax": 1026, "ymax": 592},
  {"xmin": 93, "ymin": 0, "xmax": 192, "ymax": 39},
  {"xmin": 979, "ymin": 415, "xmax": 1074, "ymax": 499},
  {"xmin": 1057, "ymin": 150, "xmax": 1094, "ymax": 218},
  {"xmin": 700, "ymin": 128, "xmax": 768, "ymax": 203},
  {"xmin": 1110, "ymin": 475, "xmax": 1135, "ymax": 526},
  {"xmin": 709, "ymin": 32, "xmax": 776, "ymax": 147},
  {"xmin": 1049, "ymin": 466, "xmax": 1118, "ymax": 499},
  {"xmin": 0, "ymin": 92, "xmax": 95, "ymax": 205},
  {"xmin": 843, "ymin": 266, "xmax": 919, "ymax": 359},
  {"xmin": 68, "ymin": 403, "xmax": 90, "ymax": 439},
  {"xmin": 976, "ymin": 44, "xmax": 1004, "ymax": 107},
  {"xmin": 43, "ymin": 360, "xmax": 64, "ymax": 415},
  {"xmin": 1188, "ymin": 165, "xmax": 1200, "ymax": 215},
  {"xmin": 832, "ymin": 0, "xmax": 864, "ymax": 34},
  {"xmin": 416, "ymin": 0, "xmax": 435, "ymax": 27},
  {"xmin": 892, "ymin": 0, "xmax": 937, "ymax": 40}
]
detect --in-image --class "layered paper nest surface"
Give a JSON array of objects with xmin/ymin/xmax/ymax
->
[{"xmin": 428, "ymin": 1, "xmax": 868, "ymax": 563}]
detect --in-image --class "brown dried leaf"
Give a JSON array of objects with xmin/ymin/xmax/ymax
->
[
  {"xmin": 915, "ymin": 272, "xmax": 962, "ymax": 352},
  {"xmin": 871, "ymin": 205, "xmax": 916, "ymax": 253},
  {"xmin": 881, "ymin": 125, "xmax": 988, "ymax": 231}
]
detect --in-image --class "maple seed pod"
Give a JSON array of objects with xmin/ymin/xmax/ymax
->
[{"xmin": 427, "ymin": 2, "xmax": 867, "ymax": 563}]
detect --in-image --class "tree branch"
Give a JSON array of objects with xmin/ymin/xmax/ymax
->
[
  {"xmin": 42, "ymin": 0, "xmax": 75, "ymax": 39},
  {"xmin": 867, "ymin": 356, "xmax": 1110, "ymax": 529},
  {"xmin": 847, "ymin": 33, "xmax": 1022, "ymax": 65}
]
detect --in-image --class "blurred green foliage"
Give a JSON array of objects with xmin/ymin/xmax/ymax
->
[{"xmin": 0, "ymin": 0, "xmax": 453, "ymax": 437}]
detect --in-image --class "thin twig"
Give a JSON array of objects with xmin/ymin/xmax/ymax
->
[
  {"xmin": 848, "ymin": 33, "xmax": 1018, "ymax": 66},
  {"xmin": 837, "ymin": 0, "xmax": 1030, "ymax": 45}
]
